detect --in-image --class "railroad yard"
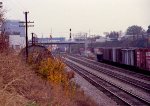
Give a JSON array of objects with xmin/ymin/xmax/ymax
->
[
  {"xmin": 1, "ymin": 0, "xmax": 150, "ymax": 106},
  {"xmin": 62, "ymin": 54, "xmax": 150, "ymax": 106}
]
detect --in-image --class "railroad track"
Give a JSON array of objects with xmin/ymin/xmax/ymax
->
[
  {"xmin": 64, "ymin": 59, "xmax": 150, "ymax": 106},
  {"xmin": 66, "ymin": 55, "xmax": 150, "ymax": 92},
  {"xmin": 72, "ymin": 54, "xmax": 150, "ymax": 81}
]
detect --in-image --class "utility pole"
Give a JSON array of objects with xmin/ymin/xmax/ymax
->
[
  {"xmin": 49, "ymin": 31, "xmax": 52, "ymax": 51},
  {"xmin": 31, "ymin": 32, "xmax": 34, "ymax": 45},
  {"xmin": 32, "ymin": 33, "xmax": 38, "ymax": 45},
  {"xmin": 51, "ymin": 28, "xmax": 52, "ymax": 37},
  {"xmin": 19, "ymin": 12, "xmax": 34, "ymax": 62},
  {"xmin": 85, "ymin": 33, "xmax": 88, "ymax": 52},
  {"xmin": 89, "ymin": 29, "xmax": 91, "ymax": 37}
]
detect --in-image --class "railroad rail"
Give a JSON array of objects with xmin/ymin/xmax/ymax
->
[
  {"xmin": 64, "ymin": 59, "xmax": 150, "ymax": 106},
  {"xmin": 73, "ymin": 54, "xmax": 150, "ymax": 81},
  {"xmin": 66, "ymin": 55, "xmax": 150, "ymax": 91}
]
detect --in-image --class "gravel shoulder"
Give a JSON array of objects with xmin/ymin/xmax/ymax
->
[{"xmin": 66, "ymin": 66, "xmax": 118, "ymax": 106}]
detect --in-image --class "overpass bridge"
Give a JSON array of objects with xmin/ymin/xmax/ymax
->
[
  {"xmin": 29, "ymin": 40, "xmax": 86, "ymax": 53},
  {"xmin": 33, "ymin": 41, "xmax": 85, "ymax": 45}
]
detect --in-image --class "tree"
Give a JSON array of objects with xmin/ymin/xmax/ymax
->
[
  {"xmin": 147, "ymin": 25, "xmax": 150, "ymax": 34},
  {"xmin": 105, "ymin": 31, "xmax": 120, "ymax": 39},
  {"xmin": 0, "ymin": 2, "xmax": 9, "ymax": 52},
  {"xmin": 0, "ymin": 2, "xmax": 5, "ymax": 34},
  {"xmin": 126, "ymin": 25, "xmax": 145, "ymax": 36}
]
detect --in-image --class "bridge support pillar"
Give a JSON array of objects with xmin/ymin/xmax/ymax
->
[{"xmin": 69, "ymin": 44, "xmax": 71, "ymax": 54}]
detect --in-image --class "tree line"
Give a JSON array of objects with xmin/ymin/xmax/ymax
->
[{"xmin": 105, "ymin": 25, "xmax": 150, "ymax": 39}]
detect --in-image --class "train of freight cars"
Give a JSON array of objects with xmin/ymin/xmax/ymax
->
[{"xmin": 94, "ymin": 47, "xmax": 150, "ymax": 71}]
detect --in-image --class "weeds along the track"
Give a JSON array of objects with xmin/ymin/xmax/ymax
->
[{"xmin": 0, "ymin": 52, "xmax": 98, "ymax": 106}]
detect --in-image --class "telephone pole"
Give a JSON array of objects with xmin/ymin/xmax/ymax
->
[
  {"xmin": 25, "ymin": 12, "xmax": 29, "ymax": 60},
  {"xmin": 19, "ymin": 12, "xmax": 34, "ymax": 61},
  {"xmin": 31, "ymin": 32, "xmax": 34, "ymax": 45}
]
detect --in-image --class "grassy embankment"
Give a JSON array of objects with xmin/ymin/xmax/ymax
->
[{"xmin": 0, "ymin": 51, "xmax": 98, "ymax": 106}]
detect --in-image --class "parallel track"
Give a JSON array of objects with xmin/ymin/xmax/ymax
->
[
  {"xmin": 66, "ymin": 55, "xmax": 150, "ymax": 92},
  {"xmin": 73, "ymin": 54, "xmax": 150, "ymax": 81},
  {"xmin": 64, "ymin": 59, "xmax": 150, "ymax": 106}
]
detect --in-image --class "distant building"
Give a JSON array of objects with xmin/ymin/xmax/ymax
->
[
  {"xmin": 37, "ymin": 37, "xmax": 65, "ymax": 43},
  {"xmin": 95, "ymin": 36, "xmax": 106, "ymax": 43},
  {"xmin": 2, "ymin": 20, "xmax": 25, "ymax": 37},
  {"xmin": 2, "ymin": 20, "xmax": 26, "ymax": 50},
  {"xmin": 106, "ymin": 37, "xmax": 118, "ymax": 41},
  {"xmin": 73, "ymin": 32, "xmax": 87, "ymax": 41},
  {"xmin": 9, "ymin": 35, "xmax": 26, "ymax": 50}
]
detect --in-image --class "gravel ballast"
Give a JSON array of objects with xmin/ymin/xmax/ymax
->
[{"xmin": 66, "ymin": 67, "xmax": 118, "ymax": 106}]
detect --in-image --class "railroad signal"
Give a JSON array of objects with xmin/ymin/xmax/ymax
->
[
  {"xmin": 50, "ymin": 35, "xmax": 52, "ymax": 38},
  {"xmin": 70, "ymin": 28, "xmax": 72, "ymax": 39}
]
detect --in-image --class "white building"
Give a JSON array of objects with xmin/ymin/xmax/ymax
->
[
  {"xmin": 95, "ymin": 36, "xmax": 106, "ymax": 42},
  {"xmin": 2, "ymin": 20, "xmax": 26, "ymax": 51},
  {"xmin": 9, "ymin": 35, "xmax": 26, "ymax": 50},
  {"xmin": 73, "ymin": 32, "xmax": 88, "ymax": 41}
]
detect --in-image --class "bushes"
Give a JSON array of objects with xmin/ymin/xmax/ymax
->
[
  {"xmin": 0, "ymin": 51, "xmax": 99, "ymax": 105},
  {"xmin": 22, "ymin": 46, "xmax": 77, "ymax": 98},
  {"xmin": 17, "ymin": 47, "xmax": 98, "ymax": 105},
  {"xmin": 38, "ymin": 57, "xmax": 76, "ymax": 97},
  {"xmin": 38, "ymin": 58, "xmax": 66, "ymax": 83}
]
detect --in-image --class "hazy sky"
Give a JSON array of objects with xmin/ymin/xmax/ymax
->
[{"xmin": 1, "ymin": 0, "xmax": 150, "ymax": 38}]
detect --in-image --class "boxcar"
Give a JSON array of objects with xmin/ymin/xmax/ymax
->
[
  {"xmin": 121, "ymin": 49, "xmax": 136, "ymax": 66},
  {"xmin": 95, "ymin": 48, "xmax": 103, "ymax": 62},
  {"xmin": 136, "ymin": 48, "xmax": 150, "ymax": 71},
  {"xmin": 146, "ymin": 49, "xmax": 150, "ymax": 71},
  {"xmin": 116, "ymin": 48, "xmax": 122, "ymax": 64},
  {"xmin": 103, "ymin": 48, "xmax": 113, "ymax": 61},
  {"xmin": 112, "ymin": 48, "xmax": 116, "ymax": 62},
  {"xmin": 136, "ymin": 49, "xmax": 146, "ymax": 69},
  {"xmin": 111, "ymin": 48, "xmax": 122, "ymax": 63}
]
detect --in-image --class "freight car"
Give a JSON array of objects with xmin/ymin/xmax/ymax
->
[
  {"xmin": 136, "ymin": 48, "xmax": 150, "ymax": 71},
  {"xmin": 94, "ymin": 48, "xmax": 103, "ymax": 62},
  {"xmin": 121, "ymin": 48, "xmax": 136, "ymax": 66},
  {"xmin": 95, "ymin": 47, "xmax": 150, "ymax": 72}
]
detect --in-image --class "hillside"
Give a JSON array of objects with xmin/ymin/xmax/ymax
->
[{"xmin": 0, "ymin": 52, "xmax": 98, "ymax": 106}]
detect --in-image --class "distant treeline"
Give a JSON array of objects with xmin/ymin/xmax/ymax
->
[{"xmin": 92, "ymin": 37, "xmax": 149, "ymax": 48}]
